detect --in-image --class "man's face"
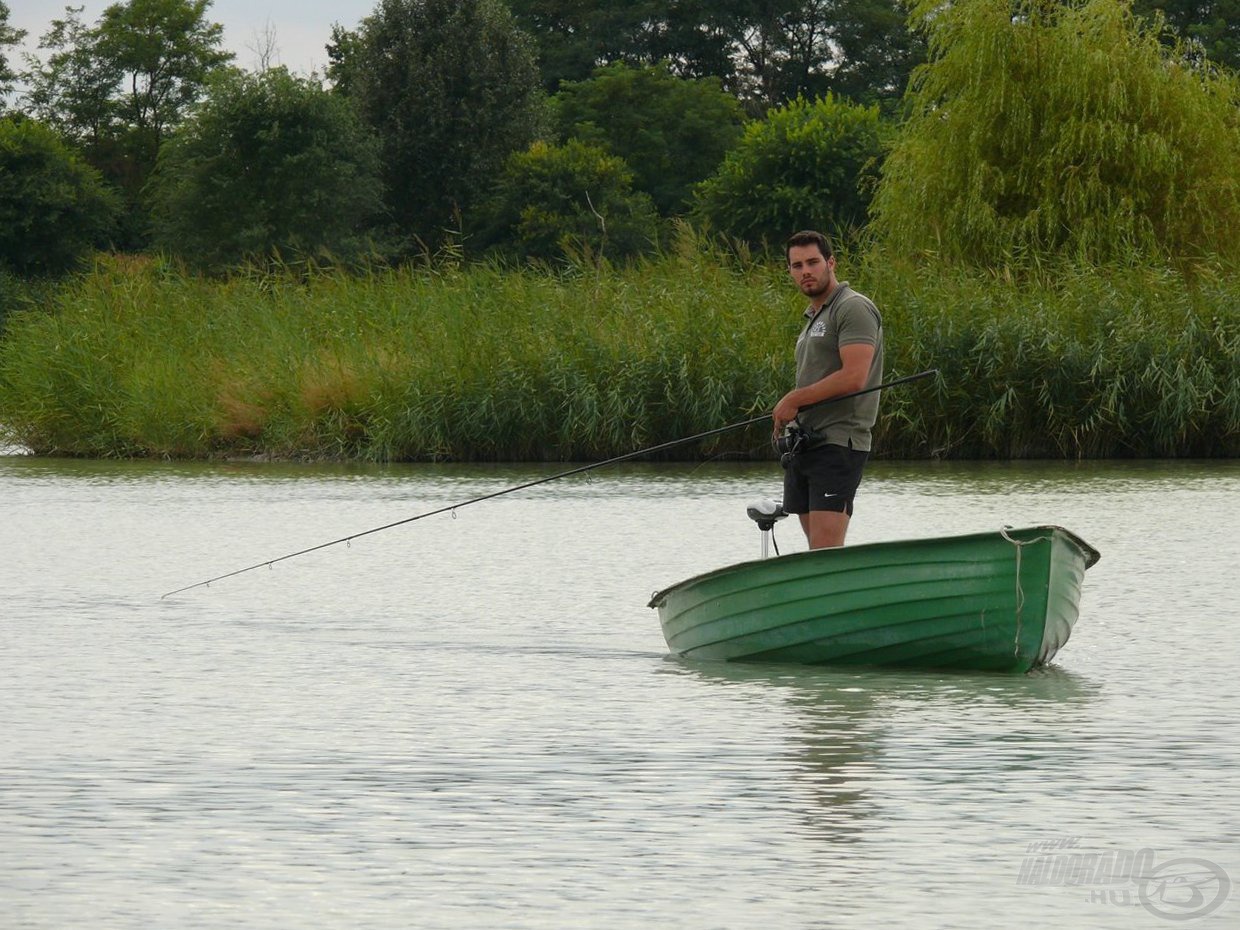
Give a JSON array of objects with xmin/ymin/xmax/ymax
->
[{"xmin": 787, "ymin": 244, "xmax": 834, "ymax": 298}]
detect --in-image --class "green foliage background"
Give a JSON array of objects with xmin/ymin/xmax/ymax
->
[
  {"xmin": 328, "ymin": 0, "xmax": 547, "ymax": 253},
  {"xmin": 553, "ymin": 62, "xmax": 745, "ymax": 216},
  {"xmin": 870, "ymin": 0, "xmax": 1240, "ymax": 267},
  {"xmin": 0, "ymin": 118, "xmax": 120, "ymax": 277},
  {"xmin": 4, "ymin": 0, "xmax": 1240, "ymax": 462},
  {"xmin": 694, "ymin": 94, "xmax": 885, "ymax": 249},
  {"xmin": 0, "ymin": 1, "xmax": 22, "ymax": 99},
  {"xmin": 476, "ymin": 140, "xmax": 660, "ymax": 262},
  {"xmin": 1, "ymin": 245, "xmax": 1235, "ymax": 460},
  {"xmin": 149, "ymin": 68, "xmax": 384, "ymax": 269}
]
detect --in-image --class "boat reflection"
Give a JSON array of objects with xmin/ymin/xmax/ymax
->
[{"xmin": 659, "ymin": 657, "xmax": 1100, "ymax": 843}]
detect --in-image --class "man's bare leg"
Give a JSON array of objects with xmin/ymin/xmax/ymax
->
[{"xmin": 799, "ymin": 511, "xmax": 850, "ymax": 549}]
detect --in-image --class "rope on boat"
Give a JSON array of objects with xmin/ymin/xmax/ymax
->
[{"xmin": 999, "ymin": 526, "xmax": 1052, "ymax": 659}]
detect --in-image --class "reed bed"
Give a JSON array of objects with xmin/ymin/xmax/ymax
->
[{"xmin": 0, "ymin": 250, "xmax": 1235, "ymax": 460}]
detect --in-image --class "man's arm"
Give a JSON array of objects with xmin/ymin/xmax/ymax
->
[{"xmin": 772, "ymin": 342, "xmax": 876, "ymax": 431}]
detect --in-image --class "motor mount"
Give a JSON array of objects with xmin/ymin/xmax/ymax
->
[{"xmin": 745, "ymin": 498, "xmax": 789, "ymax": 533}]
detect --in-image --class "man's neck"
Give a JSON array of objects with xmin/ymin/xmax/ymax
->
[{"xmin": 809, "ymin": 280, "xmax": 840, "ymax": 312}]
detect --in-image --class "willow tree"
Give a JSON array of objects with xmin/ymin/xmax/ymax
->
[{"xmin": 870, "ymin": 0, "xmax": 1240, "ymax": 268}]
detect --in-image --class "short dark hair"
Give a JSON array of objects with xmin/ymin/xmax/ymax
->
[{"xmin": 785, "ymin": 230, "xmax": 834, "ymax": 263}]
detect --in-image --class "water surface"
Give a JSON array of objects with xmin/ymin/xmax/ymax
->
[{"xmin": 3, "ymin": 457, "xmax": 1237, "ymax": 928}]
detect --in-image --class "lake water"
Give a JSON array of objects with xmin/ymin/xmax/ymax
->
[{"xmin": 2, "ymin": 456, "xmax": 1237, "ymax": 929}]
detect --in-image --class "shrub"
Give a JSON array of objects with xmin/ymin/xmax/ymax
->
[
  {"xmin": 149, "ymin": 68, "xmax": 383, "ymax": 269},
  {"xmin": 692, "ymin": 94, "xmax": 885, "ymax": 250},
  {"xmin": 476, "ymin": 139, "xmax": 660, "ymax": 262},
  {"xmin": 553, "ymin": 62, "xmax": 745, "ymax": 215},
  {"xmin": 0, "ymin": 117, "xmax": 119, "ymax": 276}
]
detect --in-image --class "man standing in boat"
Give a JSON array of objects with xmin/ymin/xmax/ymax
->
[{"xmin": 773, "ymin": 230, "xmax": 884, "ymax": 549}]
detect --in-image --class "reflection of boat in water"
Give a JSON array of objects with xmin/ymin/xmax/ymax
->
[
  {"xmin": 650, "ymin": 520, "xmax": 1100, "ymax": 673},
  {"xmin": 661, "ymin": 658, "xmax": 1100, "ymax": 713},
  {"xmin": 660, "ymin": 658, "xmax": 1099, "ymax": 842}
]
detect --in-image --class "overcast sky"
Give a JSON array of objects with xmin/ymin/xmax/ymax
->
[{"xmin": 7, "ymin": 0, "xmax": 378, "ymax": 79}]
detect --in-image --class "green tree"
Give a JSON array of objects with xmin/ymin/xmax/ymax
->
[
  {"xmin": 693, "ymin": 93, "xmax": 884, "ymax": 249},
  {"xmin": 1132, "ymin": 1, "xmax": 1240, "ymax": 71},
  {"xmin": 513, "ymin": 0, "xmax": 922, "ymax": 112},
  {"xmin": 870, "ymin": 0, "xmax": 1240, "ymax": 268},
  {"xmin": 22, "ymin": 0, "xmax": 233, "ymax": 245},
  {"xmin": 701, "ymin": 0, "xmax": 840, "ymax": 108},
  {"xmin": 512, "ymin": 0, "xmax": 829, "ymax": 107},
  {"xmin": 23, "ymin": 7, "xmax": 122, "ymax": 144},
  {"xmin": 94, "ymin": 0, "xmax": 233, "ymax": 158},
  {"xmin": 477, "ymin": 139, "xmax": 660, "ymax": 261},
  {"xmin": 149, "ymin": 68, "xmax": 384, "ymax": 269},
  {"xmin": 1, "ymin": 1, "xmax": 25, "ymax": 103},
  {"xmin": 553, "ymin": 62, "xmax": 745, "ymax": 215},
  {"xmin": 328, "ymin": 0, "xmax": 546, "ymax": 253},
  {"xmin": 827, "ymin": 0, "xmax": 925, "ymax": 111},
  {"xmin": 506, "ymin": 0, "xmax": 660, "ymax": 90},
  {"xmin": 0, "ymin": 116, "xmax": 120, "ymax": 276}
]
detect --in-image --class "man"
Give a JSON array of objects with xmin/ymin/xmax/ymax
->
[{"xmin": 773, "ymin": 230, "xmax": 884, "ymax": 549}]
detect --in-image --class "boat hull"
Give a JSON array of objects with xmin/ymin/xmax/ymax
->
[{"xmin": 649, "ymin": 526, "xmax": 1099, "ymax": 673}]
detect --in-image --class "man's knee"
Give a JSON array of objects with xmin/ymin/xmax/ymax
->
[{"xmin": 806, "ymin": 510, "xmax": 849, "ymax": 549}]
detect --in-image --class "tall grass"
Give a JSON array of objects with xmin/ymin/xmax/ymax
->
[
  {"xmin": 862, "ymin": 257, "xmax": 1239, "ymax": 458},
  {"xmin": 0, "ymin": 248, "xmax": 1235, "ymax": 460}
]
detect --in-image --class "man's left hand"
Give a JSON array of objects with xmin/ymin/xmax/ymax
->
[{"xmin": 772, "ymin": 392, "xmax": 801, "ymax": 433}]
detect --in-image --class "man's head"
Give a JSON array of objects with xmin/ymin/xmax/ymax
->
[
  {"xmin": 785, "ymin": 230, "xmax": 834, "ymax": 264},
  {"xmin": 786, "ymin": 230, "xmax": 837, "ymax": 302}
]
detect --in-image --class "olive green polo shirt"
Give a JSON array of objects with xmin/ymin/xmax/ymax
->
[{"xmin": 793, "ymin": 281, "xmax": 884, "ymax": 451}]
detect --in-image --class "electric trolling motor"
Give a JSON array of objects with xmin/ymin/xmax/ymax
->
[{"xmin": 745, "ymin": 498, "xmax": 789, "ymax": 558}]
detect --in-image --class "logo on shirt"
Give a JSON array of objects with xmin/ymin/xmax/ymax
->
[{"xmin": 808, "ymin": 319, "xmax": 828, "ymax": 338}]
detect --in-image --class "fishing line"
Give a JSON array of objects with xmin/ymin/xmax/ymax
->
[{"xmin": 162, "ymin": 369, "xmax": 938, "ymax": 598}]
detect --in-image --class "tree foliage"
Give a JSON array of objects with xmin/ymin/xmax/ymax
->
[
  {"xmin": 477, "ymin": 139, "xmax": 660, "ymax": 262},
  {"xmin": 21, "ymin": 7, "xmax": 117, "ymax": 144},
  {"xmin": 0, "ymin": 1, "xmax": 25, "ymax": 103},
  {"xmin": 505, "ymin": 0, "xmax": 659, "ymax": 90},
  {"xmin": 149, "ymin": 68, "xmax": 384, "ymax": 269},
  {"xmin": 870, "ymin": 0, "xmax": 1240, "ymax": 268},
  {"xmin": 0, "ymin": 116, "xmax": 119, "ymax": 276},
  {"xmin": 553, "ymin": 62, "xmax": 745, "ymax": 215},
  {"xmin": 827, "ymin": 0, "xmax": 924, "ymax": 111},
  {"xmin": 510, "ymin": 0, "xmax": 922, "ymax": 111},
  {"xmin": 1133, "ymin": 0, "xmax": 1240, "ymax": 72},
  {"xmin": 693, "ymin": 93, "xmax": 884, "ymax": 248},
  {"xmin": 328, "ymin": 0, "xmax": 546, "ymax": 253},
  {"xmin": 24, "ymin": 0, "xmax": 232, "ymax": 153},
  {"xmin": 22, "ymin": 0, "xmax": 232, "ymax": 247},
  {"xmin": 95, "ymin": 0, "xmax": 233, "ymax": 152}
]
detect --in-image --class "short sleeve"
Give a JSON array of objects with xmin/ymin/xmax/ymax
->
[{"xmin": 836, "ymin": 295, "xmax": 881, "ymax": 347}]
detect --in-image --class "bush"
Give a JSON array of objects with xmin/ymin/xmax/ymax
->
[
  {"xmin": 149, "ymin": 68, "xmax": 383, "ymax": 269},
  {"xmin": 0, "ymin": 117, "xmax": 119, "ymax": 276},
  {"xmin": 553, "ymin": 62, "xmax": 745, "ymax": 215},
  {"xmin": 328, "ymin": 0, "xmax": 546, "ymax": 252},
  {"xmin": 692, "ymin": 94, "xmax": 885, "ymax": 250},
  {"xmin": 476, "ymin": 139, "xmax": 660, "ymax": 262}
]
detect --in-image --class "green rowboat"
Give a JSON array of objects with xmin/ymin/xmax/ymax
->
[{"xmin": 649, "ymin": 525, "xmax": 1100, "ymax": 673}]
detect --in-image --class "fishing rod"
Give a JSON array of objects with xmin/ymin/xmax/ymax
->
[{"xmin": 162, "ymin": 368, "xmax": 938, "ymax": 598}]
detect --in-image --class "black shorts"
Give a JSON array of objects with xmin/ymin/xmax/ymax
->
[{"xmin": 782, "ymin": 442, "xmax": 869, "ymax": 515}]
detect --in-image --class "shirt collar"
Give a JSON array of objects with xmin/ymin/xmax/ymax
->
[{"xmin": 803, "ymin": 281, "xmax": 849, "ymax": 317}]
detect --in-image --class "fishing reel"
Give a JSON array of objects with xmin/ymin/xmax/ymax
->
[{"xmin": 773, "ymin": 422, "xmax": 811, "ymax": 465}]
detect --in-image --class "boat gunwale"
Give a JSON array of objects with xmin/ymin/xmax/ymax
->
[{"xmin": 648, "ymin": 524, "xmax": 1099, "ymax": 608}]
